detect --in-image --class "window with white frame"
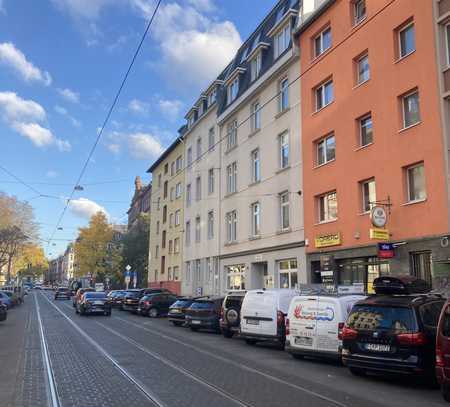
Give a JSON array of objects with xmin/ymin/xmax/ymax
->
[
  {"xmin": 356, "ymin": 53, "xmax": 370, "ymax": 84},
  {"xmin": 168, "ymin": 240, "xmax": 173, "ymax": 254},
  {"xmin": 206, "ymin": 258, "xmax": 212, "ymax": 282},
  {"xmin": 398, "ymin": 22, "xmax": 415, "ymax": 58},
  {"xmin": 170, "ymin": 162, "xmax": 175, "ymax": 176},
  {"xmin": 279, "ymin": 132, "xmax": 289, "ymax": 169},
  {"xmin": 250, "ymin": 52, "xmax": 262, "ymax": 81},
  {"xmin": 196, "ymin": 137, "xmax": 202, "ymax": 159},
  {"xmin": 156, "ymin": 221, "xmax": 160, "ymax": 235},
  {"xmin": 157, "ymin": 197, "xmax": 160, "ymax": 211},
  {"xmin": 176, "ymin": 156, "xmax": 182, "ymax": 172},
  {"xmin": 406, "ymin": 163, "xmax": 426, "ymax": 202},
  {"xmin": 208, "ymin": 168, "xmax": 214, "ymax": 194},
  {"xmin": 314, "ymin": 27, "xmax": 331, "ymax": 57},
  {"xmin": 174, "ymin": 238, "xmax": 180, "ymax": 254},
  {"xmin": 361, "ymin": 178, "xmax": 376, "ymax": 213},
  {"xmin": 173, "ymin": 266, "xmax": 179, "ymax": 281},
  {"xmin": 251, "ymin": 101, "xmax": 261, "ymax": 131},
  {"xmin": 359, "ymin": 114, "xmax": 373, "ymax": 146},
  {"xmin": 185, "ymin": 221, "xmax": 191, "ymax": 246},
  {"xmin": 251, "ymin": 202, "xmax": 261, "ymax": 236},
  {"xmin": 196, "ymin": 176, "xmax": 201, "ymax": 201},
  {"xmin": 402, "ymin": 90, "xmax": 420, "ymax": 128},
  {"xmin": 196, "ymin": 260, "xmax": 202, "ymax": 282},
  {"xmin": 169, "ymin": 213, "xmax": 173, "ymax": 228},
  {"xmin": 251, "ymin": 149, "xmax": 261, "ymax": 183},
  {"xmin": 186, "ymin": 184, "xmax": 191, "ymax": 207},
  {"xmin": 175, "ymin": 210, "xmax": 180, "ymax": 226},
  {"xmin": 185, "ymin": 261, "xmax": 191, "ymax": 282},
  {"xmin": 207, "ymin": 210, "xmax": 214, "ymax": 239},
  {"xmin": 353, "ymin": 0, "xmax": 366, "ymax": 25},
  {"xmin": 208, "ymin": 127, "xmax": 215, "ymax": 151},
  {"xmin": 170, "ymin": 187, "xmax": 174, "ymax": 201},
  {"xmin": 227, "ymin": 120, "xmax": 238, "ymax": 150},
  {"xmin": 227, "ymin": 76, "xmax": 239, "ymax": 104},
  {"xmin": 274, "ymin": 23, "xmax": 291, "ymax": 58},
  {"xmin": 226, "ymin": 210, "xmax": 237, "ymax": 243},
  {"xmin": 195, "ymin": 216, "xmax": 201, "ymax": 242},
  {"xmin": 316, "ymin": 133, "xmax": 335, "ymax": 166},
  {"xmin": 208, "ymin": 88, "xmax": 217, "ymax": 106},
  {"xmin": 446, "ymin": 23, "xmax": 450, "ymax": 66},
  {"xmin": 315, "ymin": 80, "xmax": 334, "ymax": 110},
  {"xmin": 279, "ymin": 259, "xmax": 298, "ymax": 289},
  {"xmin": 226, "ymin": 162, "xmax": 237, "ymax": 194},
  {"xmin": 187, "ymin": 147, "xmax": 192, "ymax": 168},
  {"xmin": 318, "ymin": 191, "xmax": 338, "ymax": 222},
  {"xmin": 226, "ymin": 265, "xmax": 246, "ymax": 290},
  {"xmin": 280, "ymin": 192, "xmax": 290, "ymax": 230},
  {"xmin": 155, "ymin": 245, "xmax": 159, "ymax": 259},
  {"xmin": 279, "ymin": 77, "xmax": 289, "ymax": 112}
]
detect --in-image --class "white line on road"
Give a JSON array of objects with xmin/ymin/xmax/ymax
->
[
  {"xmin": 34, "ymin": 293, "xmax": 61, "ymax": 407},
  {"xmin": 39, "ymin": 292, "xmax": 166, "ymax": 407}
]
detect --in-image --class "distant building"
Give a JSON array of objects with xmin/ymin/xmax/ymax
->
[
  {"xmin": 127, "ymin": 176, "xmax": 151, "ymax": 230},
  {"xmin": 62, "ymin": 243, "xmax": 75, "ymax": 282}
]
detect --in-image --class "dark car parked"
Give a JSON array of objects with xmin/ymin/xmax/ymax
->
[
  {"xmin": 220, "ymin": 291, "xmax": 245, "ymax": 338},
  {"xmin": 107, "ymin": 290, "xmax": 127, "ymax": 308},
  {"xmin": 168, "ymin": 297, "xmax": 201, "ymax": 326},
  {"xmin": 54, "ymin": 287, "xmax": 71, "ymax": 300},
  {"xmin": 76, "ymin": 292, "xmax": 112, "ymax": 316},
  {"xmin": 0, "ymin": 301, "xmax": 7, "ymax": 322},
  {"xmin": 436, "ymin": 299, "xmax": 450, "ymax": 401},
  {"xmin": 138, "ymin": 293, "xmax": 178, "ymax": 317},
  {"xmin": 341, "ymin": 276, "xmax": 444, "ymax": 382},
  {"xmin": 122, "ymin": 288, "xmax": 173, "ymax": 313},
  {"xmin": 185, "ymin": 297, "xmax": 224, "ymax": 332},
  {"xmin": 73, "ymin": 287, "xmax": 95, "ymax": 308}
]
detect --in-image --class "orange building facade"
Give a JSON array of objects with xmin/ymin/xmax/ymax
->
[{"xmin": 295, "ymin": 0, "xmax": 450, "ymax": 291}]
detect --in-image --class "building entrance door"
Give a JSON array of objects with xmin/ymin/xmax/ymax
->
[{"xmin": 410, "ymin": 251, "xmax": 432, "ymax": 285}]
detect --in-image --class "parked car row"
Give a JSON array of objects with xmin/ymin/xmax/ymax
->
[{"xmin": 0, "ymin": 284, "xmax": 27, "ymax": 323}]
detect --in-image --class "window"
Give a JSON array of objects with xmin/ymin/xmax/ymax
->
[
  {"xmin": 156, "ymin": 221, "xmax": 160, "ymax": 235},
  {"xmin": 226, "ymin": 162, "xmax": 237, "ymax": 194},
  {"xmin": 170, "ymin": 187, "xmax": 174, "ymax": 201},
  {"xmin": 411, "ymin": 251, "xmax": 432, "ymax": 285},
  {"xmin": 169, "ymin": 213, "xmax": 173, "ymax": 228},
  {"xmin": 157, "ymin": 197, "xmax": 160, "ymax": 211},
  {"xmin": 187, "ymin": 147, "xmax": 192, "ymax": 168},
  {"xmin": 279, "ymin": 132, "xmax": 289, "ymax": 169},
  {"xmin": 356, "ymin": 53, "xmax": 370, "ymax": 84},
  {"xmin": 227, "ymin": 120, "xmax": 237, "ymax": 150},
  {"xmin": 206, "ymin": 257, "xmax": 212, "ymax": 282},
  {"xmin": 227, "ymin": 76, "xmax": 239, "ymax": 104},
  {"xmin": 250, "ymin": 52, "xmax": 262, "ymax": 81},
  {"xmin": 168, "ymin": 240, "xmax": 173, "ymax": 254},
  {"xmin": 446, "ymin": 24, "xmax": 450, "ymax": 66},
  {"xmin": 208, "ymin": 168, "xmax": 214, "ymax": 194},
  {"xmin": 195, "ymin": 216, "xmax": 201, "ymax": 242},
  {"xmin": 251, "ymin": 149, "xmax": 261, "ymax": 183},
  {"xmin": 359, "ymin": 114, "xmax": 373, "ymax": 146},
  {"xmin": 279, "ymin": 259, "xmax": 298, "ymax": 289},
  {"xmin": 314, "ymin": 27, "xmax": 331, "ymax": 57},
  {"xmin": 402, "ymin": 90, "xmax": 420, "ymax": 128},
  {"xmin": 155, "ymin": 245, "xmax": 159, "ymax": 259},
  {"xmin": 186, "ymin": 184, "xmax": 191, "ymax": 207},
  {"xmin": 168, "ymin": 267, "xmax": 173, "ymax": 280},
  {"xmin": 162, "ymin": 205, "xmax": 167, "ymax": 223},
  {"xmin": 175, "ymin": 182, "xmax": 182, "ymax": 199},
  {"xmin": 274, "ymin": 23, "xmax": 291, "ymax": 58},
  {"xmin": 318, "ymin": 191, "xmax": 338, "ymax": 222},
  {"xmin": 157, "ymin": 174, "xmax": 162, "ymax": 188},
  {"xmin": 315, "ymin": 80, "xmax": 334, "ymax": 110},
  {"xmin": 185, "ymin": 221, "xmax": 191, "ymax": 246},
  {"xmin": 176, "ymin": 156, "xmax": 182, "ymax": 172},
  {"xmin": 280, "ymin": 192, "xmax": 290, "ymax": 230},
  {"xmin": 174, "ymin": 238, "xmax": 180, "ymax": 254},
  {"xmin": 170, "ymin": 162, "xmax": 175, "ymax": 176},
  {"xmin": 399, "ymin": 23, "xmax": 415, "ymax": 58},
  {"xmin": 361, "ymin": 178, "xmax": 376, "ymax": 213},
  {"xmin": 163, "ymin": 181, "xmax": 168, "ymax": 199},
  {"xmin": 196, "ymin": 137, "xmax": 202, "ymax": 159},
  {"xmin": 251, "ymin": 101, "xmax": 261, "ymax": 131},
  {"xmin": 162, "ymin": 230, "xmax": 166, "ymax": 248},
  {"xmin": 195, "ymin": 260, "xmax": 202, "ymax": 282},
  {"xmin": 353, "ymin": 0, "xmax": 366, "ymax": 25},
  {"xmin": 175, "ymin": 210, "xmax": 180, "ymax": 226},
  {"xmin": 406, "ymin": 163, "xmax": 426, "ymax": 202},
  {"xmin": 226, "ymin": 265, "xmax": 246, "ymax": 290},
  {"xmin": 207, "ymin": 210, "xmax": 214, "ymax": 239},
  {"xmin": 185, "ymin": 261, "xmax": 191, "ymax": 282},
  {"xmin": 316, "ymin": 134, "xmax": 335, "ymax": 165},
  {"xmin": 279, "ymin": 77, "xmax": 289, "ymax": 112},
  {"xmin": 196, "ymin": 176, "xmax": 201, "ymax": 201},
  {"xmin": 173, "ymin": 266, "xmax": 180, "ymax": 281},
  {"xmin": 226, "ymin": 210, "xmax": 237, "ymax": 243},
  {"xmin": 208, "ymin": 88, "xmax": 217, "ymax": 106},
  {"xmin": 208, "ymin": 127, "xmax": 215, "ymax": 151},
  {"xmin": 164, "ymin": 163, "xmax": 168, "ymax": 174},
  {"xmin": 251, "ymin": 202, "xmax": 261, "ymax": 236}
]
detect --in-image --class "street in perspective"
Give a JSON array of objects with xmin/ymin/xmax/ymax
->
[{"xmin": 1, "ymin": 0, "xmax": 450, "ymax": 406}]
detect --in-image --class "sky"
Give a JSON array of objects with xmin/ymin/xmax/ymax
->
[{"xmin": 0, "ymin": 0, "xmax": 277, "ymax": 259}]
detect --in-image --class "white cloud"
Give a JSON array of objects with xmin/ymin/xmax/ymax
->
[
  {"xmin": 0, "ymin": 91, "xmax": 46, "ymax": 122},
  {"xmin": 128, "ymin": 98, "xmax": 149, "ymax": 114},
  {"xmin": 158, "ymin": 99, "xmax": 183, "ymax": 121},
  {"xmin": 12, "ymin": 122, "xmax": 72, "ymax": 151},
  {"xmin": 187, "ymin": 0, "xmax": 216, "ymax": 12},
  {"xmin": 50, "ymin": 0, "xmax": 114, "ymax": 20},
  {"xmin": 128, "ymin": 133, "xmax": 164, "ymax": 159},
  {"xmin": 46, "ymin": 170, "xmax": 58, "ymax": 178},
  {"xmin": 54, "ymin": 105, "xmax": 81, "ymax": 127},
  {"xmin": 0, "ymin": 42, "xmax": 52, "ymax": 86},
  {"xmin": 107, "ymin": 143, "xmax": 121, "ymax": 154},
  {"xmin": 68, "ymin": 197, "xmax": 108, "ymax": 220},
  {"xmin": 57, "ymin": 88, "xmax": 80, "ymax": 104}
]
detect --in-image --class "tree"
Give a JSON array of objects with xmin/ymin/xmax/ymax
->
[
  {"xmin": 13, "ymin": 244, "xmax": 48, "ymax": 281},
  {"xmin": 121, "ymin": 213, "xmax": 150, "ymax": 288},
  {"xmin": 74, "ymin": 212, "xmax": 123, "ymax": 284}
]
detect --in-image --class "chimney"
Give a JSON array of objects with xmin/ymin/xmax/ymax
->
[{"xmin": 135, "ymin": 176, "xmax": 142, "ymax": 192}]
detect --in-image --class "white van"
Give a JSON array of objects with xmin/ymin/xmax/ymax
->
[
  {"xmin": 286, "ymin": 294, "xmax": 365, "ymax": 360},
  {"xmin": 240, "ymin": 289, "xmax": 298, "ymax": 348}
]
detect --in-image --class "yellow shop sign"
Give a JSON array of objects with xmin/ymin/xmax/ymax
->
[
  {"xmin": 315, "ymin": 232, "xmax": 341, "ymax": 248},
  {"xmin": 370, "ymin": 228, "xmax": 390, "ymax": 240}
]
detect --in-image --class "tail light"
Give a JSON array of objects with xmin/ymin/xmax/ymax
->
[
  {"xmin": 338, "ymin": 322, "xmax": 345, "ymax": 340},
  {"xmin": 437, "ymin": 341, "xmax": 445, "ymax": 367},
  {"xmin": 341, "ymin": 326, "xmax": 358, "ymax": 340},
  {"xmin": 144, "ymin": 301, "xmax": 151, "ymax": 306},
  {"xmin": 397, "ymin": 332, "xmax": 427, "ymax": 346},
  {"xmin": 286, "ymin": 318, "xmax": 290, "ymax": 336},
  {"xmin": 277, "ymin": 310, "xmax": 285, "ymax": 326},
  {"xmin": 219, "ymin": 306, "xmax": 224, "ymax": 319}
]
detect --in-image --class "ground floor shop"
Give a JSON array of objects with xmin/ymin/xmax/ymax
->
[
  {"xmin": 181, "ymin": 256, "xmax": 220, "ymax": 297},
  {"xmin": 308, "ymin": 235, "xmax": 450, "ymax": 293}
]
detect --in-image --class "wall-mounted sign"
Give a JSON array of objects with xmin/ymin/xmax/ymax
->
[
  {"xmin": 370, "ymin": 206, "xmax": 387, "ymax": 228},
  {"xmin": 315, "ymin": 232, "xmax": 341, "ymax": 248},
  {"xmin": 378, "ymin": 243, "xmax": 395, "ymax": 258},
  {"xmin": 370, "ymin": 228, "xmax": 390, "ymax": 240}
]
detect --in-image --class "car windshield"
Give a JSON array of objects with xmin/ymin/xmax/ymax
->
[
  {"xmin": 126, "ymin": 291, "xmax": 141, "ymax": 298},
  {"xmin": 84, "ymin": 293, "xmax": 107, "ymax": 299},
  {"xmin": 171, "ymin": 300, "xmax": 192, "ymax": 308},
  {"xmin": 190, "ymin": 301, "xmax": 214, "ymax": 309},
  {"xmin": 224, "ymin": 296, "xmax": 243, "ymax": 308},
  {"xmin": 347, "ymin": 305, "xmax": 418, "ymax": 333}
]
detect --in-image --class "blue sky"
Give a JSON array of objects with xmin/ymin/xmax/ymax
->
[{"xmin": 0, "ymin": 0, "xmax": 276, "ymax": 258}]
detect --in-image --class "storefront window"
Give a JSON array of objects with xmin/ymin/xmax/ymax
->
[
  {"xmin": 226, "ymin": 265, "xmax": 246, "ymax": 290},
  {"xmin": 279, "ymin": 259, "xmax": 298, "ymax": 289}
]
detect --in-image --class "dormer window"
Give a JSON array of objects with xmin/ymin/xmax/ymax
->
[
  {"xmin": 208, "ymin": 88, "xmax": 217, "ymax": 106},
  {"xmin": 228, "ymin": 76, "xmax": 239, "ymax": 104},
  {"xmin": 250, "ymin": 52, "xmax": 262, "ymax": 81},
  {"xmin": 274, "ymin": 23, "xmax": 291, "ymax": 59}
]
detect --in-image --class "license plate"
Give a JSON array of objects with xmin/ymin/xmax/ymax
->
[
  {"xmin": 171, "ymin": 309, "xmax": 180, "ymax": 313},
  {"xmin": 191, "ymin": 320, "xmax": 201, "ymax": 325},
  {"xmin": 295, "ymin": 336, "xmax": 313, "ymax": 346},
  {"xmin": 365, "ymin": 343, "xmax": 391, "ymax": 352},
  {"xmin": 247, "ymin": 319, "xmax": 259, "ymax": 325},
  {"xmin": 94, "ymin": 301, "xmax": 104, "ymax": 305}
]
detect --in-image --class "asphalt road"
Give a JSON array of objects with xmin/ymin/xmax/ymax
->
[{"xmin": 1, "ymin": 290, "xmax": 447, "ymax": 407}]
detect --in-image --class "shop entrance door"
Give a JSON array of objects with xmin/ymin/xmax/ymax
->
[{"xmin": 410, "ymin": 251, "xmax": 432, "ymax": 285}]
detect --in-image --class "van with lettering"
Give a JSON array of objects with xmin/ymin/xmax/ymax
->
[{"xmin": 286, "ymin": 294, "xmax": 365, "ymax": 361}]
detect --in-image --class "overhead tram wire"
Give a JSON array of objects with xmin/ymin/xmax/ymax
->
[
  {"xmin": 0, "ymin": 164, "xmax": 44, "ymax": 197},
  {"xmin": 47, "ymin": 0, "xmax": 163, "ymax": 247}
]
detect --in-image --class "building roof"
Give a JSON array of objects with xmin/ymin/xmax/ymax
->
[
  {"xmin": 146, "ymin": 136, "xmax": 184, "ymax": 174},
  {"xmin": 293, "ymin": 0, "xmax": 336, "ymax": 38}
]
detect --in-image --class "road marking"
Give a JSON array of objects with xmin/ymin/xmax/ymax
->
[
  {"xmin": 39, "ymin": 292, "xmax": 165, "ymax": 407},
  {"xmin": 114, "ymin": 315, "xmax": 350, "ymax": 407},
  {"xmin": 34, "ymin": 293, "xmax": 61, "ymax": 407},
  {"xmin": 96, "ymin": 321, "xmax": 252, "ymax": 407}
]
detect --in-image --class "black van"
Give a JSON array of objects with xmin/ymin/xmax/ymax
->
[{"xmin": 341, "ymin": 275, "xmax": 444, "ymax": 381}]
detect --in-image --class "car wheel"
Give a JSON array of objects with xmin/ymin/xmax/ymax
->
[
  {"xmin": 172, "ymin": 321, "xmax": 183, "ymax": 326},
  {"xmin": 190, "ymin": 326, "xmax": 199, "ymax": 332},
  {"xmin": 149, "ymin": 308, "xmax": 158, "ymax": 318},
  {"xmin": 245, "ymin": 339, "xmax": 257, "ymax": 345},
  {"xmin": 222, "ymin": 330, "xmax": 234, "ymax": 338},
  {"xmin": 442, "ymin": 385, "xmax": 450, "ymax": 402},
  {"xmin": 349, "ymin": 367, "xmax": 366, "ymax": 377}
]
